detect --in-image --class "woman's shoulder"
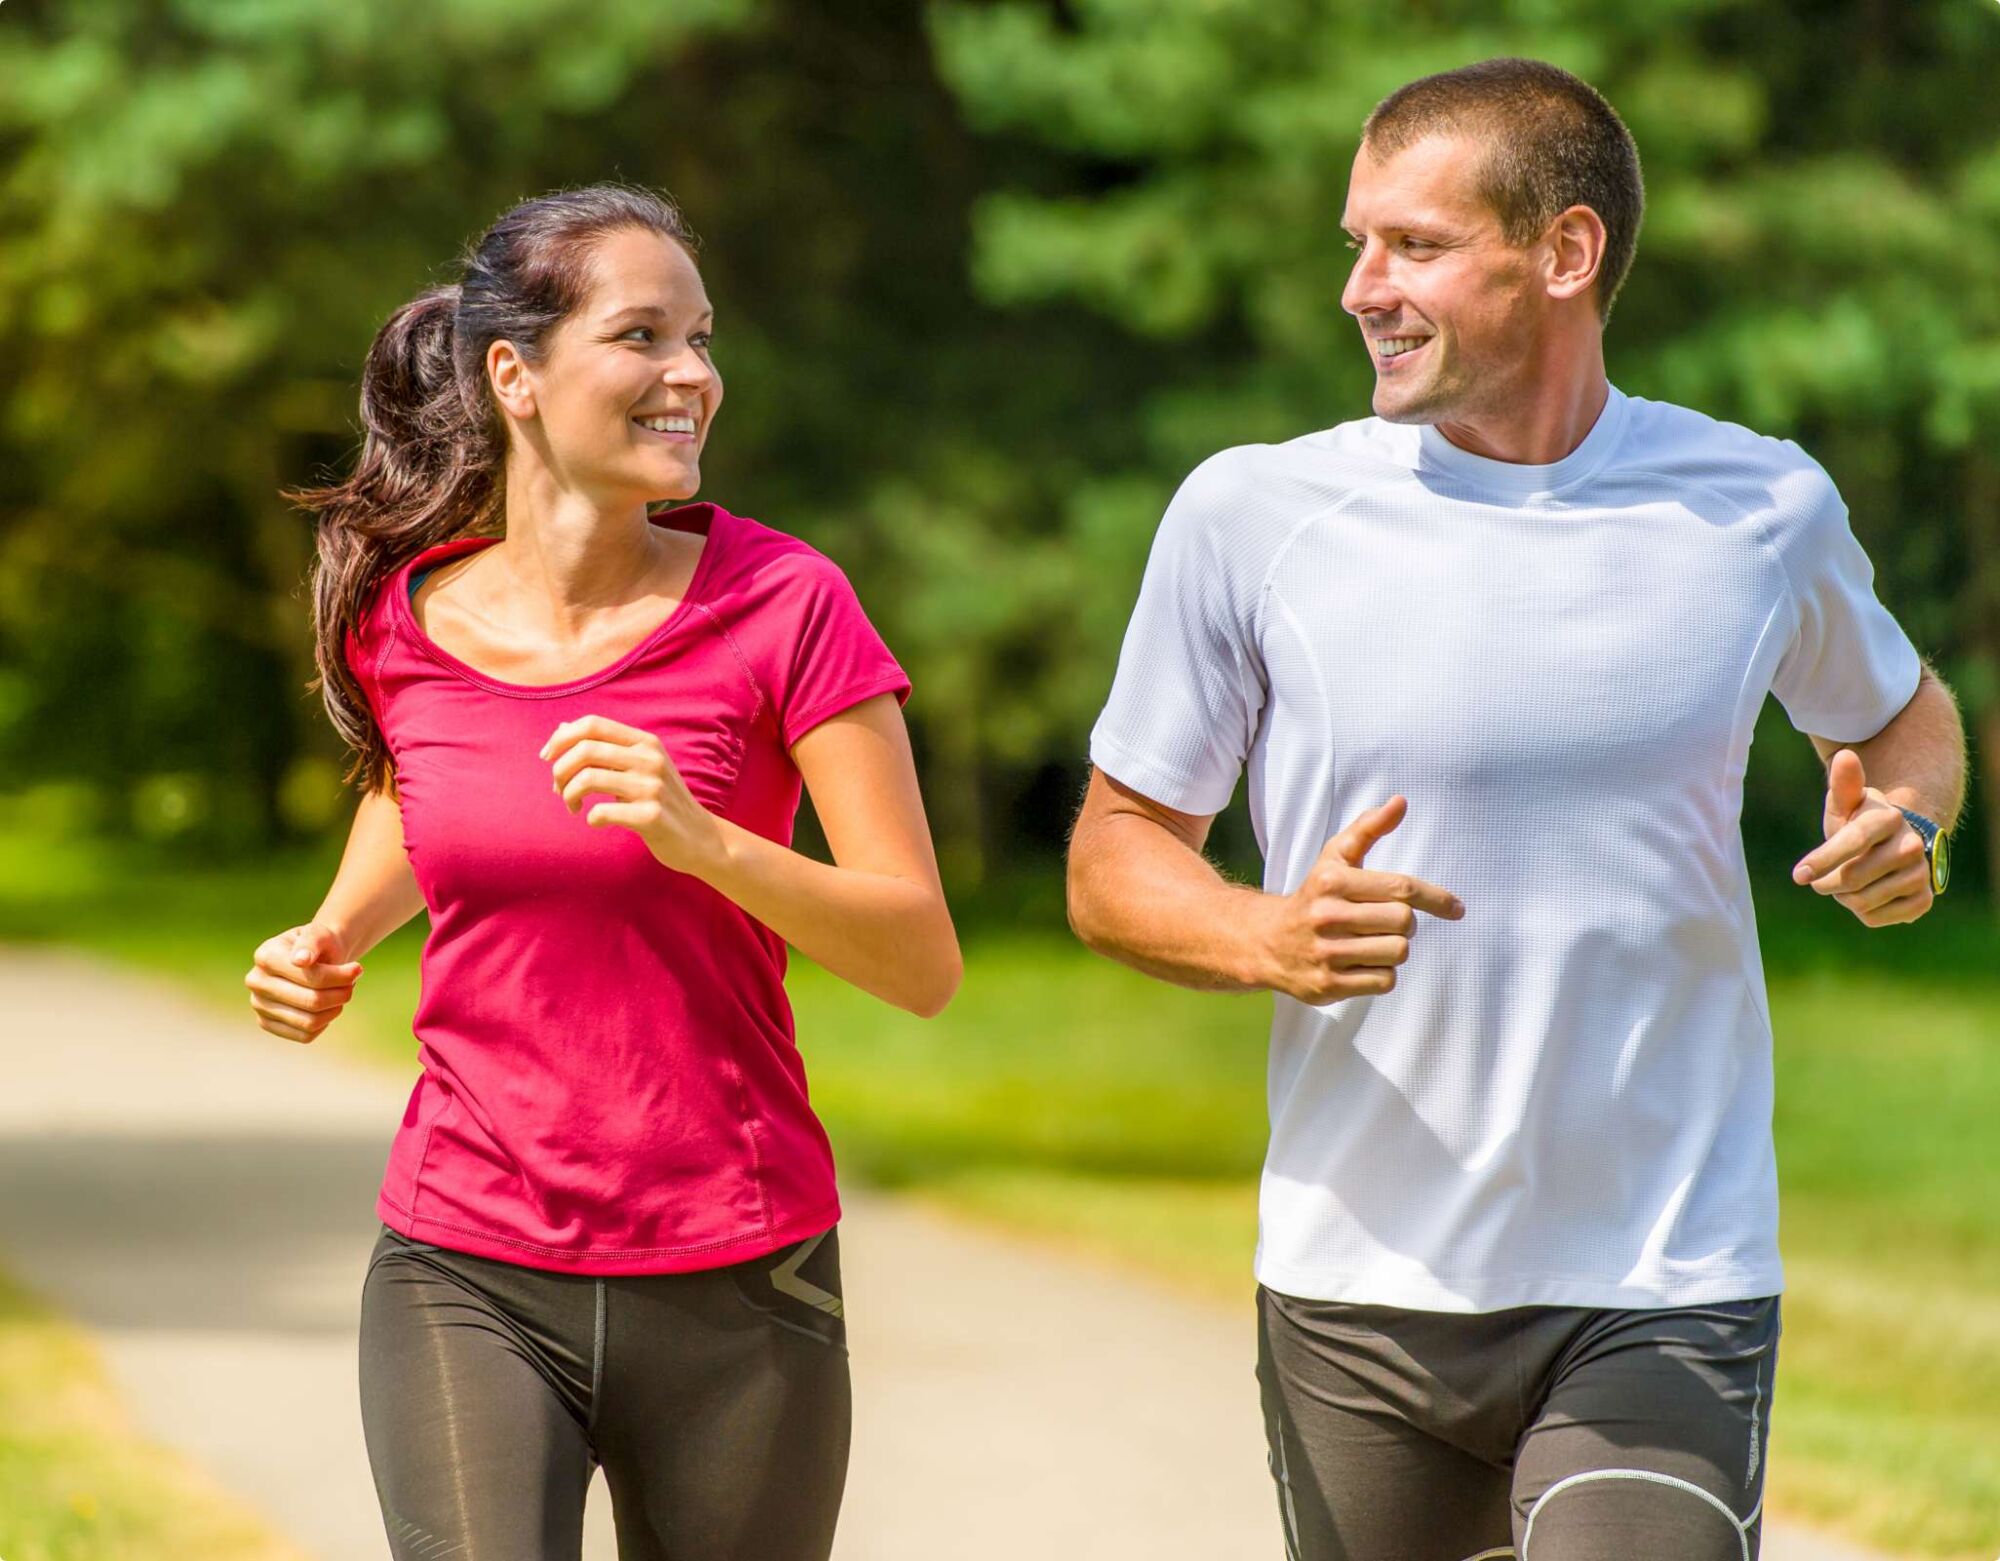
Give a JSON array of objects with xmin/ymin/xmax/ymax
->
[{"xmin": 702, "ymin": 504, "xmax": 857, "ymax": 598}]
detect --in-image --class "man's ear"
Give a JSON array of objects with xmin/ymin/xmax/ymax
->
[{"xmin": 1544, "ymin": 204, "xmax": 1607, "ymax": 306}]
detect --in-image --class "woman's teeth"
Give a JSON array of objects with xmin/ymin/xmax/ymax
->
[{"xmin": 635, "ymin": 415, "xmax": 697, "ymax": 433}]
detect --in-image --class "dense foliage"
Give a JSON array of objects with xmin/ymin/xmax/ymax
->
[{"xmin": 2, "ymin": 0, "xmax": 1994, "ymax": 899}]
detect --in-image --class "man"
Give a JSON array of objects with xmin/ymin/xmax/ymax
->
[{"xmin": 1068, "ymin": 57, "xmax": 1967, "ymax": 1561}]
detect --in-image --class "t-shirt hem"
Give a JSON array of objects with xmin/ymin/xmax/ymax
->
[
  {"xmin": 1781, "ymin": 646, "xmax": 1924, "ymax": 744},
  {"xmin": 782, "ymin": 672, "xmax": 913, "ymax": 748},
  {"xmin": 1087, "ymin": 730, "xmax": 1235, "ymax": 816},
  {"xmin": 376, "ymin": 1189, "xmax": 844, "ymax": 1276},
  {"xmin": 1253, "ymin": 1255, "xmax": 1786, "ymax": 1313}
]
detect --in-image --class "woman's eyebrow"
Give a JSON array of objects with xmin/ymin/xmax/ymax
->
[{"xmin": 602, "ymin": 303, "xmax": 717, "ymax": 324}]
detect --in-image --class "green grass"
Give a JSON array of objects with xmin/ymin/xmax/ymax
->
[
  {"xmin": 1, "ymin": 821, "xmax": 1996, "ymax": 1556},
  {"xmin": 0, "ymin": 1268, "xmax": 304, "ymax": 1561}
]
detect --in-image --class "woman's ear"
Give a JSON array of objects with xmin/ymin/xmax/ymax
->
[{"xmin": 486, "ymin": 338, "xmax": 537, "ymax": 421}]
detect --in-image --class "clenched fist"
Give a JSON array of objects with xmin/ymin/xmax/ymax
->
[{"xmin": 245, "ymin": 921, "xmax": 363, "ymax": 1045}]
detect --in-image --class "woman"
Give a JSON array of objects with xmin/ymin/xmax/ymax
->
[{"xmin": 241, "ymin": 184, "xmax": 960, "ymax": 1560}]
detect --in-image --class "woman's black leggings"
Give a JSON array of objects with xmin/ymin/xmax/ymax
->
[{"xmin": 358, "ymin": 1223, "xmax": 851, "ymax": 1561}]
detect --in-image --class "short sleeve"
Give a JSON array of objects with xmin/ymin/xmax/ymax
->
[
  {"xmin": 777, "ymin": 555, "xmax": 911, "ymax": 747},
  {"xmin": 1766, "ymin": 452, "xmax": 1922, "ymax": 742},
  {"xmin": 341, "ymin": 616, "xmax": 388, "ymax": 729},
  {"xmin": 1088, "ymin": 452, "xmax": 1267, "ymax": 814}
]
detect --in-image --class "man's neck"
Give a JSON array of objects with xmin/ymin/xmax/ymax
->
[{"xmin": 1432, "ymin": 366, "xmax": 1611, "ymax": 466}]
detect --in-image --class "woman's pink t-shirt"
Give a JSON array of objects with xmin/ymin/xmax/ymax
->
[{"xmin": 342, "ymin": 502, "xmax": 911, "ymax": 1274}]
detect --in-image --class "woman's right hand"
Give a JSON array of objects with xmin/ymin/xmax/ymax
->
[{"xmin": 245, "ymin": 922, "xmax": 364, "ymax": 1044}]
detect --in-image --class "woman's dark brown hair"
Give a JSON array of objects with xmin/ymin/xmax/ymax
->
[{"xmin": 289, "ymin": 183, "xmax": 701, "ymax": 795}]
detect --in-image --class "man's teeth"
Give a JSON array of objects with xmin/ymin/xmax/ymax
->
[
  {"xmin": 636, "ymin": 415, "xmax": 697, "ymax": 433},
  {"xmin": 1378, "ymin": 337, "xmax": 1429, "ymax": 358}
]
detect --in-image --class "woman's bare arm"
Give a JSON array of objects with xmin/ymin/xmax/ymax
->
[
  {"xmin": 701, "ymin": 694, "xmax": 961, "ymax": 1016},
  {"xmin": 244, "ymin": 784, "xmax": 426, "ymax": 1043},
  {"xmin": 312, "ymin": 783, "xmax": 428, "ymax": 959},
  {"xmin": 541, "ymin": 697, "xmax": 960, "ymax": 1016}
]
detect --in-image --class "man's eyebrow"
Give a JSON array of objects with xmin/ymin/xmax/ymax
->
[{"xmin": 1340, "ymin": 217, "xmax": 1457, "ymax": 241}]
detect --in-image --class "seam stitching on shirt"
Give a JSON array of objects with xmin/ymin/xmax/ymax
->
[
  {"xmin": 1262, "ymin": 591, "xmax": 1339, "ymax": 851},
  {"xmin": 1088, "ymin": 730, "xmax": 1215, "ymax": 807},
  {"xmin": 1416, "ymin": 387, "xmax": 1631, "ymax": 496},
  {"xmin": 1249, "ymin": 476, "xmax": 1409, "ymax": 647},
  {"xmin": 686, "ymin": 600, "xmax": 770, "ymax": 726},
  {"xmin": 390, "ymin": 524, "xmax": 720, "ymax": 699},
  {"xmin": 375, "ymin": 1188, "xmax": 843, "ymax": 1261},
  {"xmin": 1254, "ymin": 1257, "xmax": 1782, "ymax": 1290},
  {"xmin": 1725, "ymin": 594, "xmax": 1792, "ymax": 1042},
  {"xmin": 681, "ymin": 601, "xmax": 763, "ymax": 818},
  {"xmin": 1624, "ymin": 464, "xmax": 1806, "ymax": 684},
  {"xmin": 408, "ymin": 1117, "xmax": 442, "ymax": 1224},
  {"xmin": 734, "ymin": 1030, "xmax": 776, "ymax": 1232},
  {"xmin": 372, "ymin": 599, "xmax": 403, "ymax": 756},
  {"xmin": 782, "ymin": 672, "xmax": 914, "ymax": 748}
]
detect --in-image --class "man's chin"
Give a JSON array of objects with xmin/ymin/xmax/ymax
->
[{"xmin": 1370, "ymin": 389, "xmax": 1447, "ymax": 427}]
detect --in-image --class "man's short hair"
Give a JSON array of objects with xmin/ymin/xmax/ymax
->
[{"xmin": 1362, "ymin": 58, "xmax": 1645, "ymax": 325}]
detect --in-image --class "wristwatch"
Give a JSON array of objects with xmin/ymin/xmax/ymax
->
[{"xmin": 1898, "ymin": 808, "xmax": 1951, "ymax": 895}]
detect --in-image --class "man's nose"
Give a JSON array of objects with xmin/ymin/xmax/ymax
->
[{"xmin": 1340, "ymin": 240, "xmax": 1396, "ymax": 318}]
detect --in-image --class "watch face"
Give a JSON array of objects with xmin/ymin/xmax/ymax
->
[{"xmin": 1932, "ymin": 829, "xmax": 1950, "ymax": 895}]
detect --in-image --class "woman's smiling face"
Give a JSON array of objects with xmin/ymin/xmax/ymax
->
[{"xmin": 500, "ymin": 227, "xmax": 724, "ymax": 504}]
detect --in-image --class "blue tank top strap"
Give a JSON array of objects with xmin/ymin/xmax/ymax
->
[{"xmin": 408, "ymin": 562, "xmax": 441, "ymax": 600}]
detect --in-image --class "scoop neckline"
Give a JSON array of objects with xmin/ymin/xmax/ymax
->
[{"xmin": 391, "ymin": 503, "xmax": 726, "ymax": 699}]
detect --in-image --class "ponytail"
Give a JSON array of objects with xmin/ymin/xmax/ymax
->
[
  {"xmin": 290, "ymin": 283, "xmax": 501, "ymax": 793},
  {"xmin": 289, "ymin": 179, "xmax": 700, "ymax": 796}
]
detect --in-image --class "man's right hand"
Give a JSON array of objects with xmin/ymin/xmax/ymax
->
[
  {"xmin": 1260, "ymin": 796, "xmax": 1464, "ymax": 1005},
  {"xmin": 244, "ymin": 922, "xmax": 364, "ymax": 1045}
]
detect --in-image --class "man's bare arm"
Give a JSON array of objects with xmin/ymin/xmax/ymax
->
[
  {"xmin": 1793, "ymin": 663, "xmax": 1969, "ymax": 926},
  {"xmin": 1806, "ymin": 663, "xmax": 1968, "ymax": 828},
  {"xmin": 1065, "ymin": 768, "xmax": 1465, "ymax": 1003},
  {"xmin": 1066, "ymin": 769, "xmax": 1273, "ymax": 990}
]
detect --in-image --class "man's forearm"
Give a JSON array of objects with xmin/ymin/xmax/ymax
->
[
  {"xmin": 1821, "ymin": 667, "xmax": 1969, "ymax": 828},
  {"xmin": 1066, "ymin": 814, "xmax": 1275, "ymax": 992}
]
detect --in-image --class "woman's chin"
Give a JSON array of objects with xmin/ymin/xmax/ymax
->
[{"xmin": 644, "ymin": 465, "xmax": 701, "ymax": 504}]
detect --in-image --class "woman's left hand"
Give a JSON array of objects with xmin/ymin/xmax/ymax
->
[{"xmin": 541, "ymin": 715, "xmax": 724, "ymax": 877}]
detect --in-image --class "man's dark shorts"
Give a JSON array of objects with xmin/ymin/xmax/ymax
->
[{"xmin": 1257, "ymin": 1287, "xmax": 1780, "ymax": 1561}]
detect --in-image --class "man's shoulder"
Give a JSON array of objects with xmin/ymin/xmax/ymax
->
[
  {"xmin": 1616, "ymin": 394, "xmax": 1839, "ymax": 518},
  {"xmin": 1169, "ymin": 418, "xmax": 1418, "ymax": 535}
]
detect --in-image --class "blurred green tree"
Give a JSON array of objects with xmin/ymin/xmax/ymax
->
[
  {"xmin": 1, "ymin": 0, "xmax": 1993, "ymax": 905},
  {"xmin": 0, "ymin": 0, "xmax": 1171, "ymax": 885},
  {"xmin": 0, "ymin": 0, "xmax": 761, "ymax": 850}
]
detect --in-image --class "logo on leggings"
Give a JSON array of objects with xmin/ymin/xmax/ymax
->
[{"xmin": 770, "ymin": 1231, "xmax": 844, "ymax": 1318}]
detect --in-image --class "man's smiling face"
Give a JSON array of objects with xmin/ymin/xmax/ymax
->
[{"xmin": 1339, "ymin": 133, "xmax": 1549, "ymax": 427}]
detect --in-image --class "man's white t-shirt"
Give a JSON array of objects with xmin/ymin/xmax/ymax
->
[{"xmin": 1089, "ymin": 383, "xmax": 1922, "ymax": 1313}]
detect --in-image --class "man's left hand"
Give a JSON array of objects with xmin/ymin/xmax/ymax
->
[{"xmin": 1791, "ymin": 748, "xmax": 1935, "ymax": 928}]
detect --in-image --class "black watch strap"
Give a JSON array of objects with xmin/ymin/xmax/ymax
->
[{"xmin": 1898, "ymin": 808, "xmax": 1951, "ymax": 895}]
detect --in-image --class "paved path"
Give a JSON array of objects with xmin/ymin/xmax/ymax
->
[{"xmin": 0, "ymin": 942, "xmax": 1893, "ymax": 1560}]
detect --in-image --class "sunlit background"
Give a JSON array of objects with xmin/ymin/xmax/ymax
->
[{"xmin": 0, "ymin": 1, "xmax": 1995, "ymax": 1557}]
